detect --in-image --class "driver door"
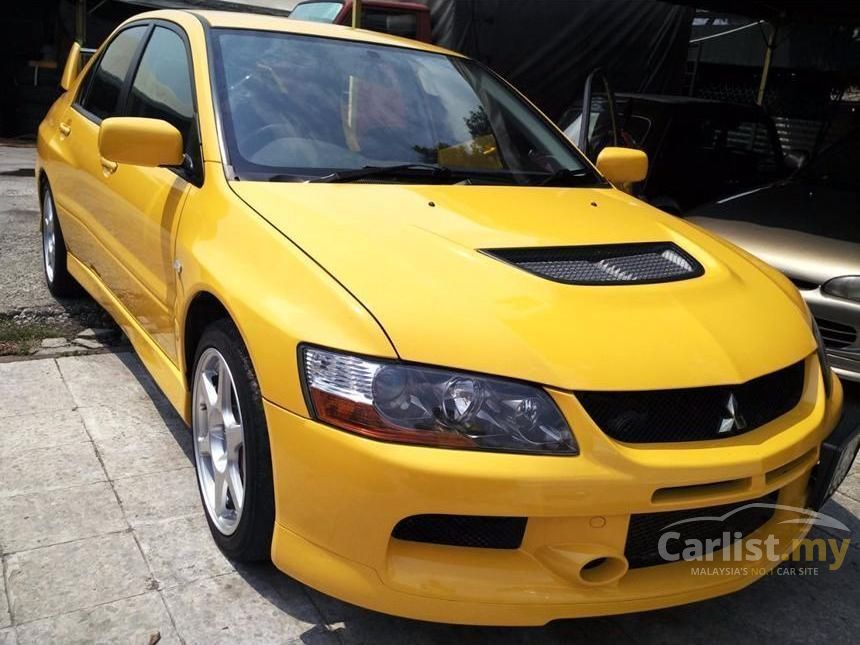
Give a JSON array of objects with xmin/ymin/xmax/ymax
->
[{"xmin": 101, "ymin": 23, "xmax": 200, "ymax": 363}]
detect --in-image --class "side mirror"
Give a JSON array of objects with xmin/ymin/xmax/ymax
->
[
  {"xmin": 60, "ymin": 42, "xmax": 82, "ymax": 91},
  {"xmin": 784, "ymin": 149, "xmax": 809, "ymax": 171},
  {"xmin": 596, "ymin": 146, "xmax": 648, "ymax": 185},
  {"xmin": 99, "ymin": 117, "xmax": 184, "ymax": 168}
]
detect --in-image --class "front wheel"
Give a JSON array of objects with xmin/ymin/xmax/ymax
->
[{"xmin": 191, "ymin": 318, "xmax": 275, "ymax": 561}]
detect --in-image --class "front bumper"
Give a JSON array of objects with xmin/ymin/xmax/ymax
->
[{"xmin": 265, "ymin": 358, "xmax": 844, "ymax": 625}]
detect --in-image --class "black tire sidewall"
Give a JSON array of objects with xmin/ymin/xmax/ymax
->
[
  {"xmin": 191, "ymin": 319, "xmax": 275, "ymax": 561},
  {"xmin": 40, "ymin": 182, "xmax": 78, "ymax": 297}
]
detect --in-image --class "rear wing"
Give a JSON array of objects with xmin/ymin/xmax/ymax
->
[{"xmin": 60, "ymin": 43, "xmax": 97, "ymax": 91}]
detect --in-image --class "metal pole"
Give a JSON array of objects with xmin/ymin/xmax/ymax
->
[
  {"xmin": 76, "ymin": 0, "xmax": 87, "ymax": 45},
  {"xmin": 756, "ymin": 21, "xmax": 778, "ymax": 106},
  {"xmin": 352, "ymin": 0, "xmax": 362, "ymax": 28}
]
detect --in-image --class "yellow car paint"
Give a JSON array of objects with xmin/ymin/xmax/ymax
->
[
  {"xmin": 99, "ymin": 117, "xmax": 185, "ymax": 168},
  {"xmin": 37, "ymin": 9, "xmax": 844, "ymax": 625}
]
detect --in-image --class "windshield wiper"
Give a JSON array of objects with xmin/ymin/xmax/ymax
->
[
  {"xmin": 536, "ymin": 168, "xmax": 604, "ymax": 187},
  {"xmin": 308, "ymin": 163, "xmax": 453, "ymax": 184}
]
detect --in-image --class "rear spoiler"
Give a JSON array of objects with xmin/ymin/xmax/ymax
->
[{"xmin": 60, "ymin": 44, "xmax": 97, "ymax": 91}]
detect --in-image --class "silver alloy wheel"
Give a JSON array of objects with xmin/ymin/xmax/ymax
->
[
  {"xmin": 193, "ymin": 348, "xmax": 246, "ymax": 535},
  {"xmin": 42, "ymin": 191, "xmax": 56, "ymax": 283}
]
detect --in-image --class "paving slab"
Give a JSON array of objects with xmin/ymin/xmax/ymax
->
[
  {"xmin": 134, "ymin": 515, "xmax": 234, "ymax": 590},
  {"xmin": 0, "ymin": 482, "xmax": 126, "ymax": 554},
  {"xmin": 15, "ymin": 592, "xmax": 178, "ymax": 645},
  {"xmin": 0, "ymin": 360, "xmax": 75, "ymax": 418},
  {"xmin": 56, "ymin": 353, "xmax": 173, "ymax": 415},
  {"xmin": 0, "ymin": 441, "xmax": 104, "ymax": 499},
  {"xmin": 0, "ymin": 628, "xmax": 15, "ymax": 645},
  {"xmin": 5, "ymin": 531, "xmax": 153, "ymax": 623},
  {"xmin": 162, "ymin": 571, "xmax": 327, "ymax": 645},
  {"xmin": 93, "ymin": 431, "xmax": 193, "ymax": 481},
  {"xmin": 0, "ymin": 408, "xmax": 88, "ymax": 455},
  {"xmin": 837, "ymin": 470, "xmax": 860, "ymax": 502},
  {"xmin": 77, "ymin": 404, "xmax": 186, "ymax": 444},
  {"xmin": 112, "ymin": 467, "xmax": 200, "ymax": 527}
]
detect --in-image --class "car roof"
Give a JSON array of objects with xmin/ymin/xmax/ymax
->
[{"xmin": 142, "ymin": 9, "xmax": 458, "ymax": 57}]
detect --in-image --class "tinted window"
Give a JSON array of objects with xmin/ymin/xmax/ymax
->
[
  {"xmin": 80, "ymin": 26, "xmax": 146, "ymax": 120},
  {"xmin": 127, "ymin": 27, "xmax": 195, "ymax": 150},
  {"xmin": 290, "ymin": 1, "xmax": 343, "ymax": 22},
  {"xmin": 212, "ymin": 29, "xmax": 595, "ymax": 185}
]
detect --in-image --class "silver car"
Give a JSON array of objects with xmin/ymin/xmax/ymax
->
[{"xmin": 688, "ymin": 130, "xmax": 860, "ymax": 382}]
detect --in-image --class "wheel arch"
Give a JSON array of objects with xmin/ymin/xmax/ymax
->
[
  {"xmin": 182, "ymin": 289, "xmax": 244, "ymax": 389},
  {"xmin": 37, "ymin": 170, "xmax": 50, "ymax": 227},
  {"xmin": 37, "ymin": 169, "xmax": 49, "ymax": 196}
]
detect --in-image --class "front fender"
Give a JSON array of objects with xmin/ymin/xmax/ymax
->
[{"xmin": 175, "ymin": 165, "xmax": 396, "ymax": 416}]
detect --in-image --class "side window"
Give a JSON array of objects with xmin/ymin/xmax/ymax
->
[
  {"xmin": 78, "ymin": 26, "xmax": 147, "ymax": 120},
  {"xmin": 126, "ymin": 27, "xmax": 196, "ymax": 163}
]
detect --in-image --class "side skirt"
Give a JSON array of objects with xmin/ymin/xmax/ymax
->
[{"xmin": 67, "ymin": 253, "xmax": 191, "ymax": 423}]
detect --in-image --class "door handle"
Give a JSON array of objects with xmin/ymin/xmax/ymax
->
[
  {"xmin": 58, "ymin": 123, "xmax": 71, "ymax": 137},
  {"xmin": 100, "ymin": 157, "xmax": 118, "ymax": 175}
]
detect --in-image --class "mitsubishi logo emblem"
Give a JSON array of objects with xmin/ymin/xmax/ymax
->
[{"xmin": 718, "ymin": 393, "xmax": 747, "ymax": 435}]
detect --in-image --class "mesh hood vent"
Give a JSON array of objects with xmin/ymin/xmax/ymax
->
[{"xmin": 483, "ymin": 242, "xmax": 704, "ymax": 285}]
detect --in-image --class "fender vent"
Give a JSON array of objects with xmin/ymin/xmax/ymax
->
[{"xmin": 483, "ymin": 242, "xmax": 704, "ymax": 285}]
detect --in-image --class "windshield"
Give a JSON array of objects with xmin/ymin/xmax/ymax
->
[
  {"xmin": 289, "ymin": 2, "xmax": 343, "ymax": 23},
  {"xmin": 210, "ymin": 29, "xmax": 597, "ymax": 185}
]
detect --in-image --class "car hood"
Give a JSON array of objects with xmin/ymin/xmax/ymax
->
[
  {"xmin": 687, "ymin": 181, "xmax": 860, "ymax": 286},
  {"xmin": 232, "ymin": 182, "xmax": 813, "ymax": 390}
]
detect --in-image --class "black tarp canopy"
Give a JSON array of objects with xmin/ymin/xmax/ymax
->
[
  {"xmin": 673, "ymin": 1, "xmax": 860, "ymax": 25},
  {"xmin": 427, "ymin": 0, "xmax": 693, "ymax": 121}
]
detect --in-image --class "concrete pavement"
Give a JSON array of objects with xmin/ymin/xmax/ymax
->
[{"xmin": 0, "ymin": 350, "xmax": 857, "ymax": 644}]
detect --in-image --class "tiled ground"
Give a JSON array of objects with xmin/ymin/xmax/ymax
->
[{"xmin": 0, "ymin": 352, "xmax": 857, "ymax": 644}]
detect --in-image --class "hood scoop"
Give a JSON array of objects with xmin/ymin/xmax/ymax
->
[{"xmin": 483, "ymin": 242, "xmax": 704, "ymax": 285}]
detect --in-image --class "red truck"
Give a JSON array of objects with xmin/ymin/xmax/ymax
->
[{"xmin": 290, "ymin": 0, "xmax": 432, "ymax": 42}]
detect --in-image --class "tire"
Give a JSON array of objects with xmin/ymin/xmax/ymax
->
[
  {"xmin": 40, "ymin": 182, "xmax": 81, "ymax": 297},
  {"xmin": 191, "ymin": 318, "xmax": 275, "ymax": 562}
]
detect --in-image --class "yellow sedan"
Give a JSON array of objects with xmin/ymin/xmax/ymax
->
[{"xmin": 37, "ymin": 9, "xmax": 856, "ymax": 626}]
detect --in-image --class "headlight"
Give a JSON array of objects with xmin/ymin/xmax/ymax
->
[
  {"xmin": 822, "ymin": 275, "xmax": 860, "ymax": 302},
  {"xmin": 300, "ymin": 346, "xmax": 578, "ymax": 455},
  {"xmin": 811, "ymin": 318, "xmax": 833, "ymax": 398}
]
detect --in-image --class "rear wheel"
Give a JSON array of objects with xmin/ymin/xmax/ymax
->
[
  {"xmin": 40, "ymin": 183, "xmax": 81, "ymax": 297},
  {"xmin": 191, "ymin": 318, "xmax": 275, "ymax": 561}
]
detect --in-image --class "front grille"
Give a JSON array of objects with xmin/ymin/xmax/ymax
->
[
  {"xmin": 816, "ymin": 317, "xmax": 857, "ymax": 350},
  {"xmin": 483, "ymin": 242, "xmax": 704, "ymax": 285},
  {"xmin": 625, "ymin": 491, "xmax": 779, "ymax": 569},
  {"xmin": 391, "ymin": 514, "xmax": 527, "ymax": 549},
  {"xmin": 576, "ymin": 361, "xmax": 805, "ymax": 444}
]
